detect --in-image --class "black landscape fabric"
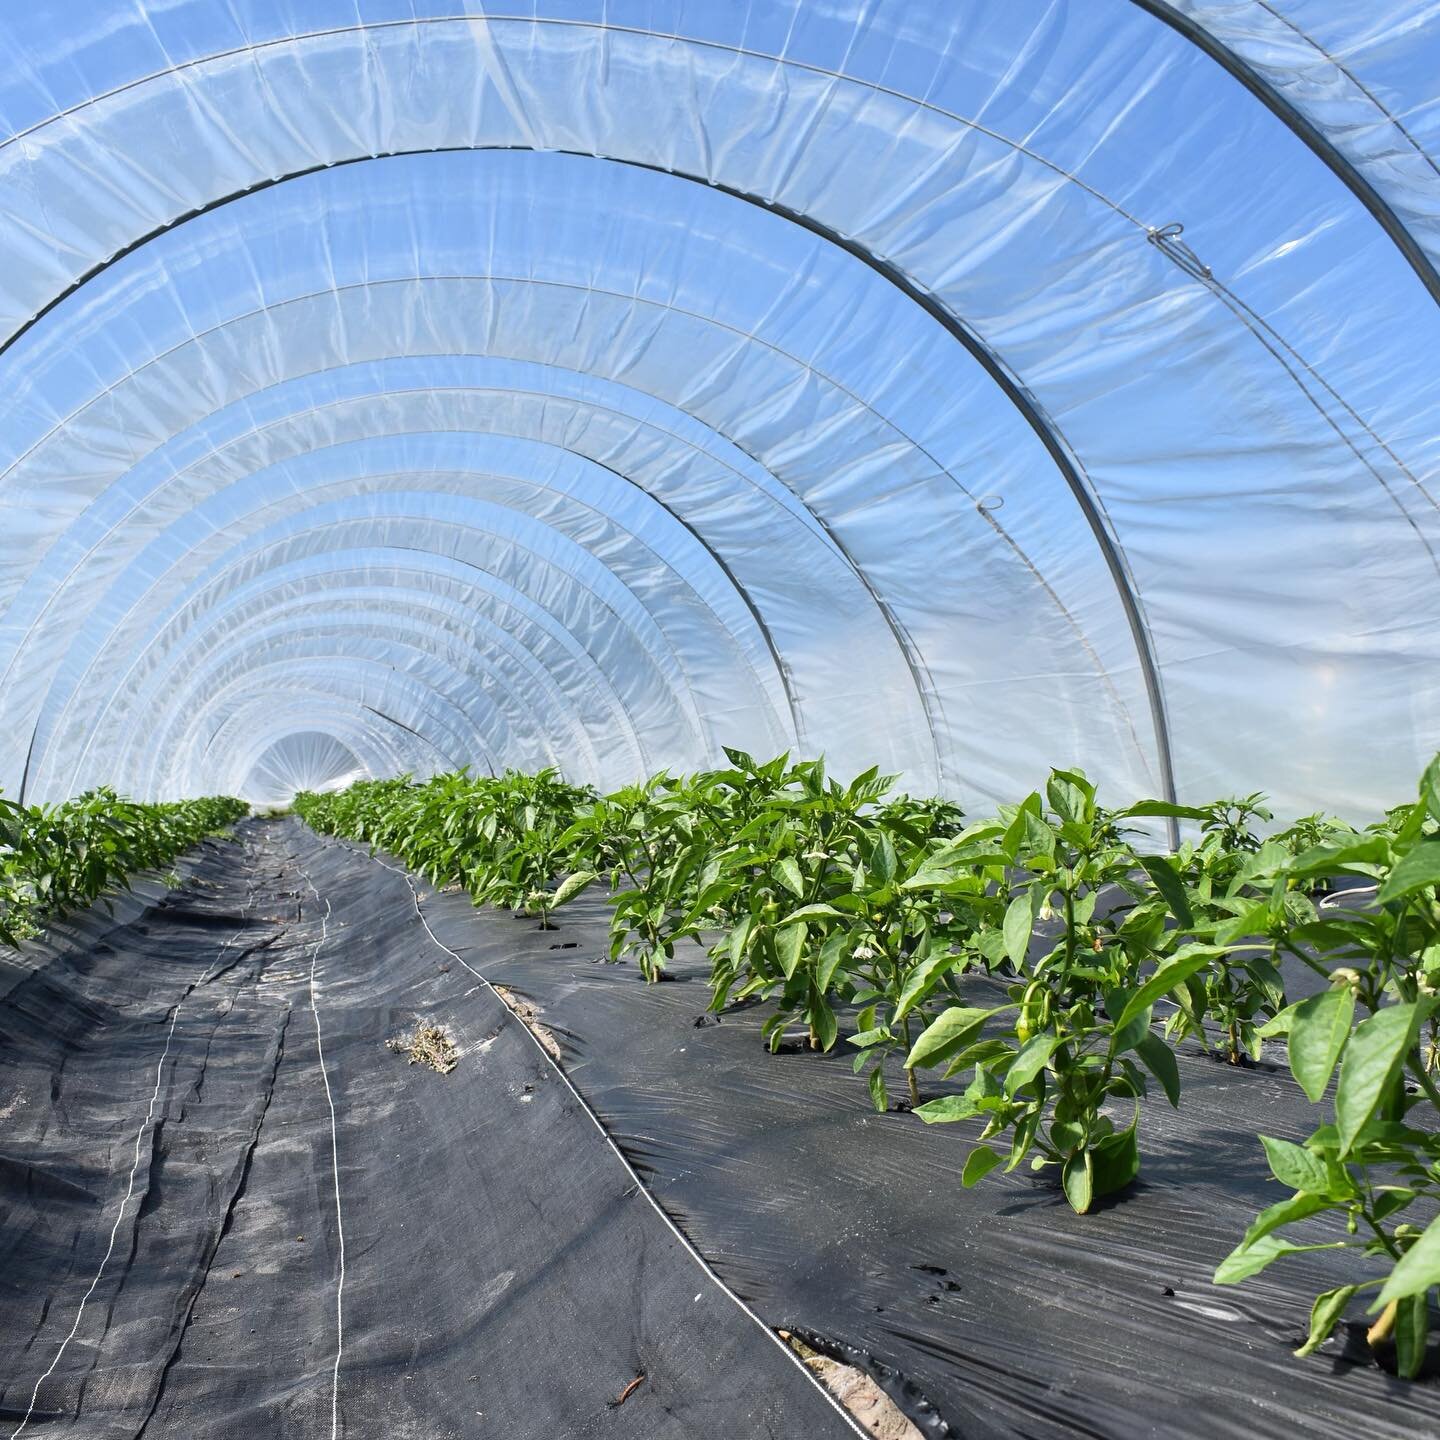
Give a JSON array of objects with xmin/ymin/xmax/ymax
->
[
  {"xmin": 0, "ymin": 820, "xmax": 857, "ymax": 1438},
  {"xmin": 397, "ymin": 838, "xmax": 1440, "ymax": 1440},
  {"xmin": 4, "ymin": 818, "xmax": 1439, "ymax": 1438}
]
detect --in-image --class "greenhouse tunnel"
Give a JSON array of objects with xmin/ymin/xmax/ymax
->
[{"xmin": 2, "ymin": 2, "xmax": 1439, "ymax": 1437}]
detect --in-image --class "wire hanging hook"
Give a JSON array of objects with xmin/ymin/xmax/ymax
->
[{"xmin": 1147, "ymin": 222, "xmax": 1212, "ymax": 281}]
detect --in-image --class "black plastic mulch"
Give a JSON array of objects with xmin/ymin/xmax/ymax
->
[
  {"xmin": 0, "ymin": 819, "xmax": 857, "ymax": 1438},
  {"xmin": 393, "ymin": 837, "xmax": 1440, "ymax": 1440}
]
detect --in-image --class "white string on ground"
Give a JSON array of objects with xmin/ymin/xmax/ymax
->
[
  {"xmin": 298, "ymin": 869, "xmax": 344, "ymax": 1440},
  {"xmin": 354, "ymin": 845, "xmax": 868, "ymax": 1440},
  {"xmin": 9, "ymin": 847, "xmax": 261, "ymax": 1439}
]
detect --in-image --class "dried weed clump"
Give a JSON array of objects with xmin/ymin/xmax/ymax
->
[{"xmin": 387, "ymin": 1020, "xmax": 459, "ymax": 1074}]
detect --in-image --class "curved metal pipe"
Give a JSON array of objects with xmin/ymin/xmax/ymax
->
[
  {"xmin": 6, "ymin": 146, "xmax": 1179, "ymax": 829},
  {"xmin": 1130, "ymin": 0, "xmax": 1440, "ymax": 307}
]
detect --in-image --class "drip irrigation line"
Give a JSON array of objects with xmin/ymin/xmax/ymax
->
[
  {"xmin": 351, "ymin": 840, "xmax": 868, "ymax": 1439},
  {"xmin": 8, "ymin": 849, "xmax": 261, "ymax": 1437},
  {"xmin": 297, "ymin": 868, "xmax": 345, "ymax": 1440}
]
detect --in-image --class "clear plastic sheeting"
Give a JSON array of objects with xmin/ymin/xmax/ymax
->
[
  {"xmin": 0, "ymin": 2, "xmax": 1436, "ymax": 818},
  {"xmin": 1157, "ymin": 1, "xmax": 1440, "ymax": 279},
  {"xmin": 240, "ymin": 730, "xmax": 368, "ymax": 808}
]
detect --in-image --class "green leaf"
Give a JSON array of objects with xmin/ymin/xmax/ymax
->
[
  {"xmin": 1422, "ymin": 754, "xmax": 1440, "ymax": 825},
  {"xmin": 1335, "ymin": 1003, "xmax": 1420, "ymax": 1157},
  {"xmin": 1259, "ymin": 1135, "xmax": 1330, "ymax": 1195},
  {"xmin": 1286, "ymin": 836, "xmax": 1390, "ymax": 880},
  {"xmin": 1376, "ymin": 841, "xmax": 1440, "ymax": 904},
  {"xmin": 1215, "ymin": 899, "xmax": 1274, "ymax": 947},
  {"xmin": 962, "ymin": 1145, "xmax": 1003, "ymax": 1188},
  {"xmin": 1091, "ymin": 1125, "xmax": 1140, "ymax": 1200},
  {"xmin": 1114, "ymin": 946, "xmax": 1223, "ymax": 1031},
  {"xmin": 779, "ymin": 903, "xmax": 846, "ymax": 924},
  {"xmin": 1374, "ymin": 1188, "xmax": 1415, "ymax": 1223},
  {"xmin": 810, "ymin": 1000, "xmax": 838, "ymax": 1053},
  {"xmin": 869, "ymin": 833, "xmax": 897, "ymax": 887},
  {"xmin": 893, "ymin": 950, "xmax": 962, "ymax": 1024},
  {"xmin": 1005, "ymin": 1034, "xmax": 1059, "ymax": 1095},
  {"xmin": 1062, "ymin": 1151, "xmax": 1093, "ymax": 1214},
  {"xmin": 1257, "ymin": 1001, "xmax": 1297, "ymax": 1038},
  {"xmin": 906, "ymin": 1006, "xmax": 997, "ymax": 1071},
  {"xmin": 999, "ymin": 793, "xmax": 1042, "ymax": 861},
  {"xmin": 1135, "ymin": 1032, "xmax": 1181, "ymax": 1107},
  {"xmin": 1237, "ymin": 1189, "xmax": 1333, "ymax": 1250},
  {"xmin": 1002, "ymin": 893, "xmax": 1032, "ymax": 966},
  {"xmin": 1284, "ymin": 987, "xmax": 1355, "ymax": 1102},
  {"xmin": 913, "ymin": 1094, "xmax": 978, "ymax": 1124},
  {"xmin": 1295, "ymin": 1285, "xmax": 1357, "ymax": 1357},
  {"xmin": 815, "ymin": 930, "xmax": 850, "ymax": 994},
  {"xmin": 775, "ymin": 856, "xmax": 805, "ymax": 898},
  {"xmin": 1214, "ymin": 1233, "xmax": 1346, "ymax": 1285},
  {"xmin": 1020, "ymin": 811, "xmax": 1057, "ymax": 861},
  {"xmin": 867, "ymin": 1067, "xmax": 887, "ymax": 1112},
  {"xmin": 1396, "ymin": 1293, "xmax": 1430, "ymax": 1380},
  {"xmin": 1005, "ymin": 1111, "xmax": 1040, "ymax": 1172},
  {"xmin": 1374, "ymin": 1212, "xmax": 1440, "ymax": 1309},
  {"xmin": 727, "ymin": 914, "xmax": 753, "ymax": 967},
  {"xmin": 1139, "ymin": 854, "xmax": 1193, "ymax": 928},
  {"xmin": 847, "ymin": 1026, "xmax": 892, "ymax": 1050},
  {"xmin": 1114, "ymin": 800, "xmax": 1212, "ymax": 821},
  {"xmin": 1046, "ymin": 772, "xmax": 1089, "ymax": 824},
  {"xmin": 1214, "ymin": 1237, "xmax": 1286, "ymax": 1286},
  {"xmin": 941, "ymin": 1038, "xmax": 1013, "ymax": 1079},
  {"xmin": 1107, "ymin": 987, "xmax": 1152, "ymax": 1055},
  {"xmin": 551, "ymin": 869, "xmax": 597, "ymax": 906},
  {"xmin": 776, "ymin": 920, "xmax": 806, "ymax": 980}
]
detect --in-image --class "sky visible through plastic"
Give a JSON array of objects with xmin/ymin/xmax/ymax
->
[{"xmin": 0, "ymin": 1, "xmax": 1436, "ymax": 816}]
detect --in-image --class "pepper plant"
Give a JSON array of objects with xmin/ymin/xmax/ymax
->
[
  {"xmin": 459, "ymin": 769, "xmax": 597, "ymax": 923},
  {"xmin": 1215, "ymin": 757, "xmax": 1440, "ymax": 1375},
  {"xmin": 558, "ymin": 771, "xmax": 733, "ymax": 980},
  {"xmin": 702, "ymin": 759, "xmax": 974, "ymax": 1102},
  {"xmin": 902, "ymin": 770, "xmax": 1219, "ymax": 1212},
  {"xmin": 0, "ymin": 789, "xmax": 247, "ymax": 945},
  {"xmin": 1157, "ymin": 817, "xmax": 1292, "ymax": 1065}
]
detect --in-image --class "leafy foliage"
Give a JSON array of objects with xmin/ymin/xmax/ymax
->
[
  {"xmin": 297, "ymin": 769, "xmax": 594, "ymax": 927},
  {"xmin": 0, "ymin": 789, "xmax": 247, "ymax": 945},
  {"xmin": 1213, "ymin": 757, "xmax": 1440, "ymax": 1375},
  {"xmin": 297, "ymin": 747, "xmax": 1440, "ymax": 1374}
]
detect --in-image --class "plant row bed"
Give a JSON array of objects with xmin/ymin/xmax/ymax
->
[
  {"xmin": 294, "ymin": 750, "xmax": 1440, "ymax": 1377},
  {"xmin": 0, "ymin": 790, "xmax": 247, "ymax": 946}
]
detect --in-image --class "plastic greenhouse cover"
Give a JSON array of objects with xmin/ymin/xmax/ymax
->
[
  {"xmin": 0, "ymin": 1, "xmax": 1436, "ymax": 815},
  {"xmin": 243, "ymin": 731, "xmax": 368, "ymax": 808}
]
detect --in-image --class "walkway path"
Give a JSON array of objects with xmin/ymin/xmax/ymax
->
[{"xmin": 0, "ymin": 819, "xmax": 855, "ymax": 1438}]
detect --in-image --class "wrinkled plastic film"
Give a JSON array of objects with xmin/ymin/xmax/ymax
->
[{"xmin": 0, "ymin": 3, "xmax": 1434, "ymax": 816}]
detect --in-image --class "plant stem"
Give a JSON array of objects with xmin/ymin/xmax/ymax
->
[
  {"xmin": 1361, "ymin": 1208, "xmax": 1403, "ymax": 1261},
  {"xmin": 1063, "ymin": 880, "xmax": 1076, "ymax": 972},
  {"xmin": 1405, "ymin": 1054, "xmax": 1440, "ymax": 1111},
  {"xmin": 902, "ymin": 1013, "xmax": 919, "ymax": 1104}
]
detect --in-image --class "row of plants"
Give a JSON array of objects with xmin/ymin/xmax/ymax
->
[
  {"xmin": 294, "ymin": 751, "xmax": 1440, "ymax": 1376},
  {"xmin": 0, "ymin": 789, "xmax": 248, "ymax": 946}
]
